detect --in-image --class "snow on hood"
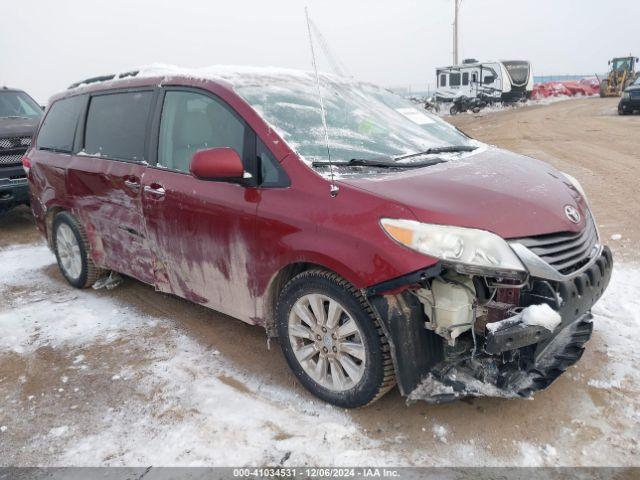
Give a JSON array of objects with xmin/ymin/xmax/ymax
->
[{"xmin": 339, "ymin": 146, "xmax": 589, "ymax": 239}]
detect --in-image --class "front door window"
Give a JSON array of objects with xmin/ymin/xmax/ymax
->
[{"xmin": 158, "ymin": 91, "xmax": 246, "ymax": 172}]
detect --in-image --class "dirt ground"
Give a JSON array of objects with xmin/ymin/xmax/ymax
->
[{"xmin": 0, "ymin": 97, "xmax": 638, "ymax": 466}]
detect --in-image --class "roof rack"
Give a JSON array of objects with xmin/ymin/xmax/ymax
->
[{"xmin": 68, "ymin": 70, "xmax": 140, "ymax": 89}]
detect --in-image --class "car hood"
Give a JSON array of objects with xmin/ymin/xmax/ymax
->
[
  {"xmin": 0, "ymin": 117, "xmax": 40, "ymax": 138},
  {"xmin": 338, "ymin": 147, "xmax": 589, "ymax": 239},
  {"xmin": 625, "ymin": 85, "xmax": 640, "ymax": 92}
]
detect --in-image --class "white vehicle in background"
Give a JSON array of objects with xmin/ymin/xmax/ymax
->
[{"xmin": 435, "ymin": 59, "xmax": 533, "ymax": 103}]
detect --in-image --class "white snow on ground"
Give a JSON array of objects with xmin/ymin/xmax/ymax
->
[
  {"xmin": 0, "ymin": 243, "xmax": 399, "ymax": 466},
  {"xmin": 587, "ymin": 265, "xmax": 640, "ymax": 392},
  {"xmin": 1, "ymin": 243, "xmax": 639, "ymax": 466},
  {"xmin": 2, "ymin": 243, "xmax": 56, "ymax": 279},
  {"xmin": 433, "ymin": 94, "xmax": 597, "ymax": 118}
]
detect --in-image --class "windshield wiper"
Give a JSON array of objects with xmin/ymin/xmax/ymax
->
[
  {"xmin": 312, "ymin": 157, "xmax": 447, "ymax": 169},
  {"xmin": 394, "ymin": 145, "xmax": 477, "ymax": 161},
  {"xmin": 311, "ymin": 145, "xmax": 477, "ymax": 169}
]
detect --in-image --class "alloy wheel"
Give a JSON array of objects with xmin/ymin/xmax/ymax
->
[
  {"xmin": 56, "ymin": 223, "xmax": 82, "ymax": 280},
  {"xmin": 288, "ymin": 293, "xmax": 367, "ymax": 392}
]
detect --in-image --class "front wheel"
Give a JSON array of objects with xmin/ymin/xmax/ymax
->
[
  {"xmin": 276, "ymin": 270, "xmax": 395, "ymax": 408},
  {"xmin": 599, "ymin": 80, "xmax": 608, "ymax": 98},
  {"xmin": 52, "ymin": 211, "xmax": 102, "ymax": 288}
]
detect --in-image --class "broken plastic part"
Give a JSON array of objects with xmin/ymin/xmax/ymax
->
[
  {"xmin": 408, "ymin": 312, "xmax": 595, "ymax": 404},
  {"xmin": 92, "ymin": 271, "xmax": 123, "ymax": 290},
  {"xmin": 415, "ymin": 273, "xmax": 476, "ymax": 345}
]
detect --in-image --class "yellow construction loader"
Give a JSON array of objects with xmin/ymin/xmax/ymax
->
[{"xmin": 599, "ymin": 56, "xmax": 639, "ymax": 97}]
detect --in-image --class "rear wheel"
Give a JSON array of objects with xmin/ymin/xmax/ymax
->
[
  {"xmin": 52, "ymin": 211, "xmax": 102, "ymax": 288},
  {"xmin": 276, "ymin": 270, "xmax": 395, "ymax": 408}
]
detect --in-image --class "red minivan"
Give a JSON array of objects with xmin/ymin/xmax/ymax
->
[{"xmin": 24, "ymin": 66, "xmax": 612, "ymax": 407}]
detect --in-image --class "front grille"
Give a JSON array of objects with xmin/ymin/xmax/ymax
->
[
  {"xmin": 0, "ymin": 136, "xmax": 30, "ymax": 166},
  {"xmin": 0, "ymin": 136, "xmax": 31, "ymax": 149},
  {"xmin": 0, "ymin": 153, "xmax": 24, "ymax": 165},
  {"xmin": 513, "ymin": 216, "xmax": 599, "ymax": 275},
  {"xmin": 630, "ymin": 91, "xmax": 640, "ymax": 99}
]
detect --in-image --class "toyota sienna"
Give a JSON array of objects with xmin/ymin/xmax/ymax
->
[{"xmin": 23, "ymin": 66, "xmax": 612, "ymax": 407}]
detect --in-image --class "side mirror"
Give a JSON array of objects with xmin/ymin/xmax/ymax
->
[{"xmin": 189, "ymin": 147, "xmax": 245, "ymax": 181}]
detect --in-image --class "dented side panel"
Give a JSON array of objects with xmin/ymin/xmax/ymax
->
[
  {"xmin": 141, "ymin": 167, "xmax": 260, "ymax": 324},
  {"xmin": 66, "ymin": 155, "xmax": 156, "ymax": 285}
]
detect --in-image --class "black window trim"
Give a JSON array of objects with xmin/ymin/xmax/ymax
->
[
  {"xmin": 79, "ymin": 87, "xmax": 158, "ymax": 165},
  {"xmin": 149, "ymin": 85, "xmax": 290, "ymax": 189}
]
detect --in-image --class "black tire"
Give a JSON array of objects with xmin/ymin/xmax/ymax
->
[
  {"xmin": 449, "ymin": 105, "xmax": 459, "ymax": 115},
  {"xmin": 599, "ymin": 80, "xmax": 608, "ymax": 98},
  {"xmin": 276, "ymin": 269, "xmax": 395, "ymax": 408},
  {"xmin": 52, "ymin": 211, "xmax": 102, "ymax": 288}
]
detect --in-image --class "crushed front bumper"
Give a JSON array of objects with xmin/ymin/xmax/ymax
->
[{"xmin": 367, "ymin": 247, "xmax": 613, "ymax": 403}]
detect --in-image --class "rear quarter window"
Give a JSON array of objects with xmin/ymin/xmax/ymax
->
[
  {"xmin": 84, "ymin": 91, "xmax": 153, "ymax": 162},
  {"xmin": 37, "ymin": 96, "xmax": 84, "ymax": 153}
]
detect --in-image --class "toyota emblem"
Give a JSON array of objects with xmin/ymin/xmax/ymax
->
[{"xmin": 564, "ymin": 205, "xmax": 581, "ymax": 224}]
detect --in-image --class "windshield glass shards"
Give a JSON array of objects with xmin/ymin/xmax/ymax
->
[{"xmin": 231, "ymin": 72, "xmax": 475, "ymax": 172}]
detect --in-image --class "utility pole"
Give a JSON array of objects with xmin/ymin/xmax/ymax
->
[{"xmin": 453, "ymin": 0, "xmax": 461, "ymax": 65}]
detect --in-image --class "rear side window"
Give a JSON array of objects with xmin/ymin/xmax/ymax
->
[
  {"xmin": 37, "ymin": 96, "xmax": 84, "ymax": 153},
  {"xmin": 462, "ymin": 72, "xmax": 469, "ymax": 85},
  {"xmin": 440, "ymin": 74, "xmax": 447, "ymax": 87},
  {"xmin": 84, "ymin": 91, "xmax": 153, "ymax": 161},
  {"xmin": 450, "ymin": 73, "xmax": 461, "ymax": 86}
]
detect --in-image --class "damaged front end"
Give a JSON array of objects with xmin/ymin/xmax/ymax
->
[{"xmin": 365, "ymin": 243, "xmax": 613, "ymax": 404}]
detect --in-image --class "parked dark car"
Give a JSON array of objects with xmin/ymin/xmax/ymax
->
[
  {"xmin": 618, "ymin": 77, "xmax": 640, "ymax": 115},
  {"xmin": 0, "ymin": 87, "xmax": 43, "ymax": 213},
  {"xmin": 24, "ymin": 67, "xmax": 612, "ymax": 408}
]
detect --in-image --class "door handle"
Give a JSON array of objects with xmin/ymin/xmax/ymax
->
[{"xmin": 143, "ymin": 185, "xmax": 166, "ymax": 197}]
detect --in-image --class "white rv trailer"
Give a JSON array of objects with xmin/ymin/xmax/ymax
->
[{"xmin": 434, "ymin": 59, "xmax": 533, "ymax": 103}]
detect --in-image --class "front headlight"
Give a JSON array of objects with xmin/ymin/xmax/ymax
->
[
  {"xmin": 622, "ymin": 91, "xmax": 630, "ymax": 100},
  {"xmin": 380, "ymin": 218, "xmax": 526, "ymax": 277}
]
